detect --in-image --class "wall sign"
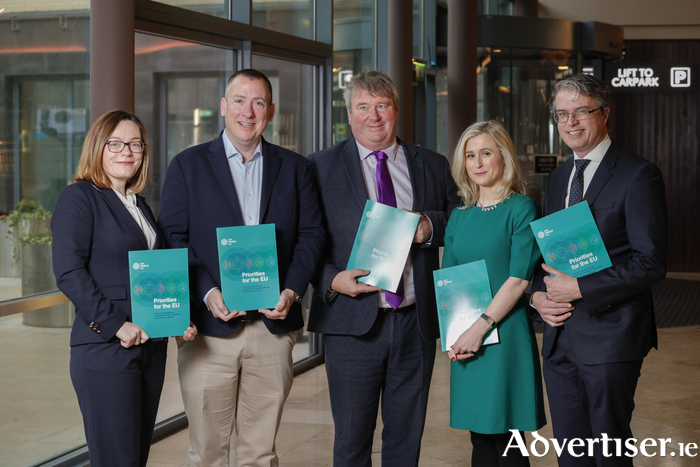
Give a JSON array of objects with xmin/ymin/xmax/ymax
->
[
  {"xmin": 534, "ymin": 155, "xmax": 558, "ymax": 175},
  {"xmin": 605, "ymin": 63, "xmax": 694, "ymax": 92}
]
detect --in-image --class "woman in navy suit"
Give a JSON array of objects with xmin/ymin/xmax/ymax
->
[{"xmin": 52, "ymin": 110, "xmax": 196, "ymax": 466}]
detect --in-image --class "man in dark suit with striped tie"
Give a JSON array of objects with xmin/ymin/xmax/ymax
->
[{"xmin": 531, "ymin": 73, "xmax": 668, "ymax": 466}]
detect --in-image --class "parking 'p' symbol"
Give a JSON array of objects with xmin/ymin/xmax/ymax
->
[{"xmin": 671, "ymin": 67, "xmax": 691, "ymax": 87}]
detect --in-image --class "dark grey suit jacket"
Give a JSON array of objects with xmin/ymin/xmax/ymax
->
[{"xmin": 307, "ymin": 137, "xmax": 460, "ymax": 341}]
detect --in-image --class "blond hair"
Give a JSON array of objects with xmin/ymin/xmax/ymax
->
[
  {"xmin": 451, "ymin": 120, "xmax": 525, "ymax": 208},
  {"xmin": 73, "ymin": 110, "xmax": 150, "ymax": 193}
]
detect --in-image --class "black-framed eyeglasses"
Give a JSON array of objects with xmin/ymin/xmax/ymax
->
[
  {"xmin": 552, "ymin": 106, "xmax": 605, "ymax": 123},
  {"xmin": 105, "ymin": 141, "xmax": 146, "ymax": 153}
]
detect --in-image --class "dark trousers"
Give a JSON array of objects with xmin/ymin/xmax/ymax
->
[
  {"xmin": 470, "ymin": 431, "xmax": 530, "ymax": 467},
  {"xmin": 70, "ymin": 339, "xmax": 168, "ymax": 467},
  {"xmin": 543, "ymin": 328, "xmax": 643, "ymax": 467},
  {"xmin": 324, "ymin": 305, "xmax": 436, "ymax": 467}
]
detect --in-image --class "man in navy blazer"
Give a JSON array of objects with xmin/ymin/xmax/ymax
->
[
  {"xmin": 158, "ymin": 69, "xmax": 324, "ymax": 467},
  {"xmin": 307, "ymin": 70, "xmax": 460, "ymax": 466},
  {"xmin": 531, "ymin": 74, "xmax": 667, "ymax": 466}
]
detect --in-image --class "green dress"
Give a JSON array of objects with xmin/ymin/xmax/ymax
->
[{"xmin": 442, "ymin": 193, "xmax": 546, "ymax": 434}]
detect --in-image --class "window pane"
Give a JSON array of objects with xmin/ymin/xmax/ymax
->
[
  {"xmin": 252, "ymin": 53, "xmax": 317, "ymax": 362},
  {"xmin": 134, "ymin": 33, "xmax": 234, "ymax": 214},
  {"xmin": 0, "ymin": 5, "xmax": 90, "ymax": 304},
  {"xmin": 252, "ymin": 0, "xmax": 313, "ymax": 39},
  {"xmin": 0, "ymin": 313, "xmax": 82, "ymax": 465},
  {"xmin": 332, "ymin": 0, "xmax": 375, "ymax": 145},
  {"xmin": 0, "ymin": 0, "xmax": 88, "ymax": 443},
  {"xmin": 155, "ymin": 0, "xmax": 230, "ymax": 19},
  {"xmin": 413, "ymin": 0, "xmax": 423, "ymax": 59},
  {"xmin": 253, "ymin": 54, "xmax": 316, "ymax": 158}
]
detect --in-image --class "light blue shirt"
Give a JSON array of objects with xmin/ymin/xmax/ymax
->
[
  {"xmin": 222, "ymin": 131, "xmax": 263, "ymax": 226},
  {"xmin": 204, "ymin": 133, "xmax": 264, "ymax": 306}
]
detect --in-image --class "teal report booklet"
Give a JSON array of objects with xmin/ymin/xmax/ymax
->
[
  {"xmin": 433, "ymin": 259, "xmax": 499, "ymax": 352},
  {"xmin": 128, "ymin": 248, "xmax": 190, "ymax": 338},
  {"xmin": 530, "ymin": 201, "xmax": 612, "ymax": 278},
  {"xmin": 217, "ymin": 224, "xmax": 280, "ymax": 311},
  {"xmin": 346, "ymin": 200, "xmax": 420, "ymax": 293}
]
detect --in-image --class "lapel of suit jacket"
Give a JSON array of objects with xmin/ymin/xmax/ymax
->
[
  {"xmin": 340, "ymin": 138, "xmax": 369, "ymax": 209},
  {"xmin": 583, "ymin": 142, "xmax": 618, "ymax": 206},
  {"xmin": 206, "ymin": 132, "xmax": 244, "ymax": 225},
  {"xmin": 553, "ymin": 157, "xmax": 573, "ymax": 213},
  {"xmin": 136, "ymin": 195, "xmax": 162, "ymax": 249},
  {"xmin": 259, "ymin": 137, "xmax": 282, "ymax": 222},
  {"xmin": 399, "ymin": 139, "xmax": 424, "ymax": 211},
  {"xmin": 100, "ymin": 188, "xmax": 149, "ymax": 249}
]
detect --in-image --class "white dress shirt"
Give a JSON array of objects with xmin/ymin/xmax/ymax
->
[
  {"xmin": 113, "ymin": 189, "xmax": 156, "ymax": 250},
  {"xmin": 356, "ymin": 140, "xmax": 416, "ymax": 308},
  {"xmin": 565, "ymin": 134, "xmax": 612, "ymax": 208}
]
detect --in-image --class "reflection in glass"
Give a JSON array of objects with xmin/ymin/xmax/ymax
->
[
  {"xmin": 252, "ymin": 53, "xmax": 317, "ymax": 362},
  {"xmin": 156, "ymin": 0, "xmax": 230, "ymax": 19},
  {"xmin": 478, "ymin": 0, "xmax": 515, "ymax": 15},
  {"xmin": 252, "ymin": 0, "xmax": 313, "ymax": 39},
  {"xmin": 252, "ymin": 54, "xmax": 315, "ymax": 158},
  {"xmin": 0, "ymin": 5, "xmax": 90, "ymax": 466},
  {"xmin": 413, "ymin": 0, "xmax": 423, "ymax": 59},
  {"xmin": 0, "ymin": 312, "xmax": 183, "ymax": 465},
  {"xmin": 0, "ymin": 5, "xmax": 89, "ymax": 304},
  {"xmin": 134, "ymin": 33, "xmax": 233, "ymax": 213},
  {"xmin": 476, "ymin": 47, "xmax": 575, "ymax": 207},
  {"xmin": 332, "ymin": 0, "xmax": 375, "ymax": 144},
  {"xmin": 435, "ymin": 68, "xmax": 448, "ymax": 156}
]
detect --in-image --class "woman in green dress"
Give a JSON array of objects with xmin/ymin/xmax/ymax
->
[{"xmin": 443, "ymin": 120, "xmax": 546, "ymax": 466}]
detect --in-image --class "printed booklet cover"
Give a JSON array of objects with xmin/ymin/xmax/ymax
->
[
  {"xmin": 129, "ymin": 248, "xmax": 190, "ymax": 338},
  {"xmin": 346, "ymin": 200, "xmax": 420, "ymax": 293},
  {"xmin": 217, "ymin": 224, "xmax": 280, "ymax": 311},
  {"xmin": 433, "ymin": 259, "xmax": 499, "ymax": 352},
  {"xmin": 530, "ymin": 202, "xmax": 612, "ymax": 278}
]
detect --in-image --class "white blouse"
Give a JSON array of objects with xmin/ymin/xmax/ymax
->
[{"xmin": 113, "ymin": 189, "xmax": 157, "ymax": 250}]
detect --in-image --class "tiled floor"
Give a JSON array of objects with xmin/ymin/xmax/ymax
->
[{"xmin": 148, "ymin": 326, "xmax": 700, "ymax": 466}]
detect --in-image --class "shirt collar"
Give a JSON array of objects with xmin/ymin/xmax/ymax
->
[
  {"xmin": 113, "ymin": 188, "xmax": 137, "ymax": 206},
  {"xmin": 356, "ymin": 139, "xmax": 399, "ymax": 162},
  {"xmin": 222, "ymin": 131, "xmax": 263, "ymax": 162},
  {"xmin": 574, "ymin": 134, "xmax": 611, "ymax": 163}
]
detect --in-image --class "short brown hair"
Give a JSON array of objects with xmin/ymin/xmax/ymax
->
[{"xmin": 73, "ymin": 110, "xmax": 150, "ymax": 193}]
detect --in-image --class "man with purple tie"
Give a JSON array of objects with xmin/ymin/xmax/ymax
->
[{"xmin": 307, "ymin": 70, "xmax": 460, "ymax": 466}]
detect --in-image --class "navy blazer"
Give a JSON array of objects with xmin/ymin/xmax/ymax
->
[
  {"xmin": 158, "ymin": 135, "xmax": 324, "ymax": 337},
  {"xmin": 533, "ymin": 142, "xmax": 668, "ymax": 365},
  {"xmin": 307, "ymin": 138, "xmax": 461, "ymax": 341},
  {"xmin": 52, "ymin": 181, "xmax": 164, "ymax": 346}
]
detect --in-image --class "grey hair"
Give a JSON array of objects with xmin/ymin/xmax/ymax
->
[
  {"xmin": 343, "ymin": 70, "xmax": 400, "ymax": 112},
  {"xmin": 548, "ymin": 73, "xmax": 610, "ymax": 113}
]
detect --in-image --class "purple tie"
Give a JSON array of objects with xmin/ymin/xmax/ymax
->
[{"xmin": 373, "ymin": 151, "xmax": 404, "ymax": 309}]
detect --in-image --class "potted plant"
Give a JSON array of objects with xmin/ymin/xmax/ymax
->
[
  {"xmin": 0, "ymin": 212, "xmax": 20, "ymax": 278},
  {"xmin": 6, "ymin": 200, "xmax": 73, "ymax": 327}
]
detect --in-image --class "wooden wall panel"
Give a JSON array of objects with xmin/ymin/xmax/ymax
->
[{"xmin": 609, "ymin": 40, "xmax": 700, "ymax": 272}]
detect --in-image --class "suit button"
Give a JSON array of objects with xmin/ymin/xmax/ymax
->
[{"xmin": 96, "ymin": 330, "xmax": 101, "ymax": 334}]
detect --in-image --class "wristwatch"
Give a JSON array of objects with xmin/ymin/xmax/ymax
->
[
  {"xmin": 294, "ymin": 292, "xmax": 302, "ymax": 303},
  {"xmin": 480, "ymin": 313, "xmax": 495, "ymax": 327}
]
